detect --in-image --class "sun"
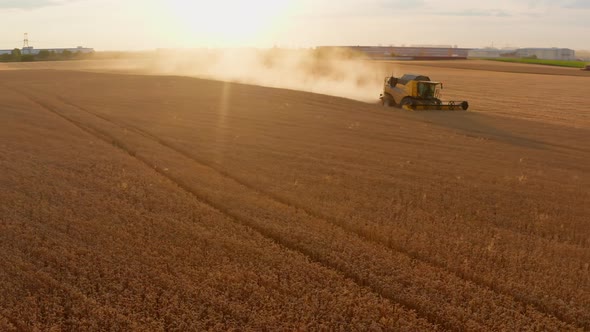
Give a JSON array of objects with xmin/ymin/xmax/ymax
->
[{"xmin": 165, "ymin": 0, "xmax": 293, "ymax": 47}]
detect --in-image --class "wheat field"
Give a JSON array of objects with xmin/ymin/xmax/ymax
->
[{"xmin": 1, "ymin": 60, "xmax": 589, "ymax": 331}]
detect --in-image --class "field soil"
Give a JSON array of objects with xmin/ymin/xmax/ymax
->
[
  {"xmin": 392, "ymin": 59, "xmax": 590, "ymax": 76},
  {"xmin": 1, "ymin": 61, "xmax": 589, "ymax": 330}
]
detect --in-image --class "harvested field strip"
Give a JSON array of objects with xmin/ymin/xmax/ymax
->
[
  {"xmin": 16, "ymin": 90, "xmax": 580, "ymax": 331},
  {"xmin": 486, "ymin": 58, "xmax": 587, "ymax": 68},
  {"xmin": 384, "ymin": 59, "xmax": 590, "ymax": 77}
]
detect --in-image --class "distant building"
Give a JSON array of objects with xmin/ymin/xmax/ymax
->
[
  {"xmin": 21, "ymin": 46, "xmax": 95, "ymax": 55},
  {"xmin": 468, "ymin": 48, "xmax": 516, "ymax": 58},
  {"xmin": 320, "ymin": 46, "xmax": 471, "ymax": 60},
  {"xmin": 0, "ymin": 46, "xmax": 94, "ymax": 55},
  {"xmin": 325, "ymin": 45, "xmax": 577, "ymax": 62},
  {"xmin": 515, "ymin": 48, "xmax": 575, "ymax": 61},
  {"xmin": 468, "ymin": 47, "xmax": 576, "ymax": 61}
]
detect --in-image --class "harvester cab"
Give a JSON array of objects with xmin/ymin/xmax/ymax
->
[{"xmin": 380, "ymin": 74, "xmax": 469, "ymax": 111}]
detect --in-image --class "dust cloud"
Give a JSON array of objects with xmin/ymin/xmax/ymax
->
[
  {"xmin": 1, "ymin": 48, "xmax": 394, "ymax": 102},
  {"xmin": 145, "ymin": 48, "xmax": 389, "ymax": 102}
]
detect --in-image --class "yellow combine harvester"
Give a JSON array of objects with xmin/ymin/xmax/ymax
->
[{"xmin": 380, "ymin": 74, "xmax": 469, "ymax": 111}]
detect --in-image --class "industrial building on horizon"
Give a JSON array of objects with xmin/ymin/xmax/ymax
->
[
  {"xmin": 320, "ymin": 45, "xmax": 471, "ymax": 60},
  {"xmin": 0, "ymin": 33, "xmax": 94, "ymax": 56},
  {"xmin": 324, "ymin": 45, "xmax": 577, "ymax": 61},
  {"xmin": 468, "ymin": 47, "xmax": 576, "ymax": 60},
  {"xmin": 0, "ymin": 46, "xmax": 95, "ymax": 56}
]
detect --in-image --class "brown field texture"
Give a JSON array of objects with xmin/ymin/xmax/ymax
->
[{"xmin": 1, "ymin": 60, "xmax": 589, "ymax": 330}]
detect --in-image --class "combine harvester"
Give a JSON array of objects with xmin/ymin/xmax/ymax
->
[{"xmin": 380, "ymin": 74, "xmax": 469, "ymax": 111}]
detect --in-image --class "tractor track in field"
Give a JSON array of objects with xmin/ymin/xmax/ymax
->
[
  {"xmin": 10, "ymin": 87, "xmax": 581, "ymax": 330},
  {"xmin": 49, "ymin": 96, "xmax": 588, "ymax": 330}
]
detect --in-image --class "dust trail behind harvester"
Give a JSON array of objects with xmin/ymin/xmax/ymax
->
[{"xmin": 145, "ymin": 48, "xmax": 390, "ymax": 102}]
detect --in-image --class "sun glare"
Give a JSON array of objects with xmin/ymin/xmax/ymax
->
[{"xmin": 166, "ymin": 0, "xmax": 293, "ymax": 47}]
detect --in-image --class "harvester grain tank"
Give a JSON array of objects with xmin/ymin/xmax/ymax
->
[{"xmin": 380, "ymin": 74, "xmax": 469, "ymax": 111}]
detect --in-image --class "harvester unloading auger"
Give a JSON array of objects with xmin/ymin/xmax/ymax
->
[{"xmin": 380, "ymin": 74, "xmax": 469, "ymax": 111}]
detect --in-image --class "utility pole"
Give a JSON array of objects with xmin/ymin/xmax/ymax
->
[
  {"xmin": 22, "ymin": 33, "xmax": 31, "ymax": 55},
  {"xmin": 23, "ymin": 33, "xmax": 30, "ymax": 48}
]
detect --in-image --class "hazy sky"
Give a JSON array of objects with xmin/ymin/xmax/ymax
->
[{"xmin": 0, "ymin": 0, "xmax": 588, "ymax": 50}]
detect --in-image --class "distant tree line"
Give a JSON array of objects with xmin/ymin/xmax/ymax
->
[{"xmin": 0, "ymin": 48, "xmax": 93, "ymax": 62}]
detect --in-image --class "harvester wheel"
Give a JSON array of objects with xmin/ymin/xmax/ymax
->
[
  {"xmin": 382, "ymin": 95, "xmax": 395, "ymax": 107},
  {"xmin": 400, "ymin": 97, "xmax": 414, "ymax": 109}
]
